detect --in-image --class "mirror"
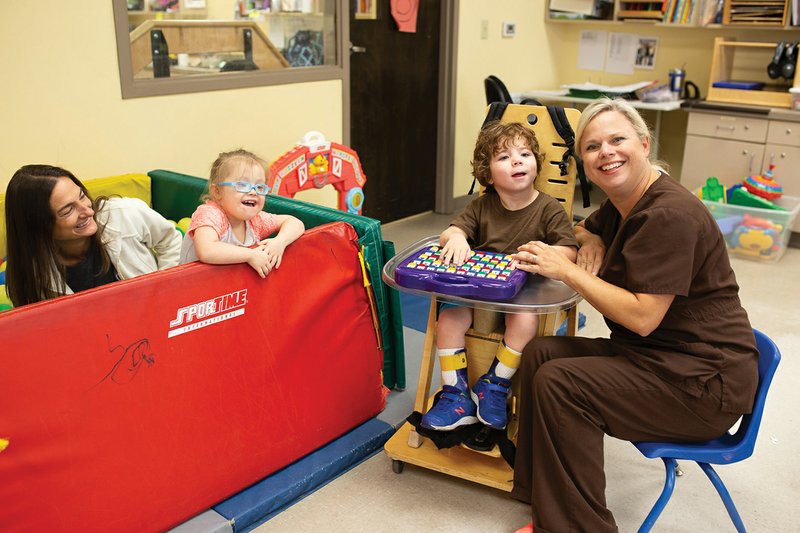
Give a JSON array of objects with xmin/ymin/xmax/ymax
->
[{"xmin": 113, "ymin": 0, "xmax": 345, "ymax": 98}]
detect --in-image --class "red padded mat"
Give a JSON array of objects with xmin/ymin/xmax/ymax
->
[{"xmin": 0, "ymin": 221, "xmax": 384, "ymax": 532}]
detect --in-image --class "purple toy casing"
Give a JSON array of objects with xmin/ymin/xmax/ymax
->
[{"xmin": 394, "ymin": 245, "xmax": 527, "ymax": 301}]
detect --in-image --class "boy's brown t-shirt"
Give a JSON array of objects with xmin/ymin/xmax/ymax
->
[{"xmin": 450, "ymin": 190, "xmax": 577, "ymax": 254}]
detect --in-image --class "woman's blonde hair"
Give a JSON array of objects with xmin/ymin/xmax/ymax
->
[{"xmin": 575, "ymin": 97, "xmax": 668, "ymax": 174}]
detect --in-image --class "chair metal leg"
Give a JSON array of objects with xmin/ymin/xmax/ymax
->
[
  {"xmin": 638, "ymin": 457, "xmax": 678, "ymax": 533},
  {"xmin": 698, "ymin": 462, "xmax": 746, "ymax": 533}
]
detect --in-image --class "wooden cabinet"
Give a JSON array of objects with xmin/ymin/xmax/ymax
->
[
  {"xmin": 680, "ymin": 109, "xmax": 800, "ymax": 230},
  {"xmin": 765, "ymin": 120, "xmax": 800, "ymax": 213}
]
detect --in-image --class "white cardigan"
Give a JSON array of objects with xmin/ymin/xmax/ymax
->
[{"xmin": 61, "ymin": 197, "xmax": 182, "ymax": 295}]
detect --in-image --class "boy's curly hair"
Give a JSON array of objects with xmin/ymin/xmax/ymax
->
[{"xmin": 471, "ymin": 121, "xmax": 544, "ymax": 190}]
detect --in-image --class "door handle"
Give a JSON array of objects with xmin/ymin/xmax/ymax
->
[{"xmin": 350, "ymin": 45, "xmax": 367, "ymax": 53}]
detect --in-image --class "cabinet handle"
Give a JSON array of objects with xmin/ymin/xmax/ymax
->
[
  {"xmin": 742, "ymin": 149, "xmax": 749, "ymax": 155},
  {"xmin": 716, "ymin": 125, "xmax": 735, "ymax": 131},
  {"xmin": 744, "ymin": 124, "xmax": 750, "ymax": 130},
  {"xmin": 785, "ymin": 128, "xmax": 792, "ymax": 135},
  {"xmin": 780, "ymin": 152, "xmax": 787, "ymax": 159}
]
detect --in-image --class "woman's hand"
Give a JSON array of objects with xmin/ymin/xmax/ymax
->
[
  {"xmin": 512, "ymin": 241, "xmax": 574, "ymax": 281},
  {"xmin": 574, "ymin": 224, "xmax": 605, "ymax": 275},
  {"xmin": 576, "ymin": 233, "xmax": 605, "ymax": 275}
]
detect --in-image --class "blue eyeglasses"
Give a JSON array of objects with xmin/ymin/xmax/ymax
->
[{"xmin": 217, "ymin": 181, "xmax": 270, "ymax": 196}]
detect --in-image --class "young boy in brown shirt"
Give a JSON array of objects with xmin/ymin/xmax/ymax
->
[{"xmin": 421, "ymin": 121, "xmax": 578, "ymax": 432}]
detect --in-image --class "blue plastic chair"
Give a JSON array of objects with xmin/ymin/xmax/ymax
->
[{"xmin": 633, "ymin": 329, "xmax": 781, "ymax": 533}]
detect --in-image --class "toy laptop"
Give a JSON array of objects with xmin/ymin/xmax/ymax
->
[{"xmin": 394, "ymin": 245, "xmax": 527, "ymax": 301}]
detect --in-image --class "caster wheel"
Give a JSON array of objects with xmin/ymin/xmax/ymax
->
[{"xmin": 392, "ymin": 459, "xmax": 405, "ymax": 474}]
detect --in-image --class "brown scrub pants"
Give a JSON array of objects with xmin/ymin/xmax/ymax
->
[{"xmin": 510, "ymin": 336, "xmax": 741, "ymax": 533}]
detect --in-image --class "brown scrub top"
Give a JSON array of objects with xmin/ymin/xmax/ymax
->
[
  {"xmin": 583, "ymin": 174, "xmax": 758, "ymax": 414},
  {"xmin": 451, "ymin": 189, "xmax": 578, "ymax": 254}
]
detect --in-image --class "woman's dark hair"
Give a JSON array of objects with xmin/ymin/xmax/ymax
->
[{"xmin": 4, "ymin": 165, "xmax": 109, "ymax": 307}]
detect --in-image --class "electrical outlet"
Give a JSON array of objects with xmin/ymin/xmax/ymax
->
[
  {"xmin": 502, "ymin": 21, "xmax": 516, "ymax": 38},
  {"xmin": 480, "ymin": 19, "xmax": 488, "ymax": 40}
]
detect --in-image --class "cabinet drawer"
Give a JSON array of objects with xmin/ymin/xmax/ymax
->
[
  {"xmin": 680, "ymin": 134, "xmax": 765, "ymax": 192},
  {"xmin": 767, "ymin": 120, "xmax": 800, "ymax": 147},
  {"xmin": 687, "ymin": 112, "xmax": 768, "ymax": 143}
]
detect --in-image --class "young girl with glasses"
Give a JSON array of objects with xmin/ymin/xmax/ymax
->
[{"xmin": 179, "ymin": 149, "xmax": 304, "ymax": 278}]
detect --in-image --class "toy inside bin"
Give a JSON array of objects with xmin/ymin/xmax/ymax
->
[{"xmin": 702, "ymin": 195, "xmax": 800, "ymax": 263}]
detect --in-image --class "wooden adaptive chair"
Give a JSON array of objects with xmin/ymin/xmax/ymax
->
[{"xmin": 384, "ymin": 103, "xmax": 585, "ymax": 490}]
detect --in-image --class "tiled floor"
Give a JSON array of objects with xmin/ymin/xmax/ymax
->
[{"xmin": 254, "ymin": 188, "xmax": 800, "ymax": 533}]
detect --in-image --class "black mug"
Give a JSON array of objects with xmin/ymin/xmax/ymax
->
[{"xmin": 682, "ymin": 80, "xmax": 700, "ymax": 100}]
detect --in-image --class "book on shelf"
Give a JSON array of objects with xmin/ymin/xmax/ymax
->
[
  {"xmin": 549, "ymin": 0, "xmax": 596, "ymax": 15},
  {"xmin": 661, "ymin": 0, "xmax": 720, "ymax": 25},
  {"xmin": 618, "ymin": 1, "xmax": 665, "ymax": 20}
]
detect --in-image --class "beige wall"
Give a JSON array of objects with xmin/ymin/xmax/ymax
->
[
  {"xmin": 453, "ymin": 2, "xmax": 561, "ymax": 197},
  {"xmin": 0, "ymin": 2, "xmax": 341, "ymax": 207}
]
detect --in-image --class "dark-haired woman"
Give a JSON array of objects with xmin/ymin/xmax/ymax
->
[{"xmin": 5, "ymin": 164, "xmax": 181, "ymax": 307}]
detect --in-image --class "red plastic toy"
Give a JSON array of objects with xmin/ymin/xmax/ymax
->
[
  {"xmin": 269, "ymin": 132, "xmax": 367, "ymax": 215},
  {"xmin": 743, "ymin": 164, "xmax": 783, "ymax": 201}
]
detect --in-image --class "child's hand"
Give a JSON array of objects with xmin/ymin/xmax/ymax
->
[
  {"xmin": 247, "ymin": 246, "xmax": 273, "ymax": 278},
  {"xmin": 440, "ymin": 237, "xmax": 471, "ymax": 266},
  {"xmin": 258, "ymin": 237, "xmax": 288, "ymax": 269}
]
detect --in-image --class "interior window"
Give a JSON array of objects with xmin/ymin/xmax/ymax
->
[{"xmin": 114, "ymin": 0, "xmax": 343, "ymax": 98}]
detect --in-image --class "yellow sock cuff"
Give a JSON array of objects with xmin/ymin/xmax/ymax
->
[
  {"xmin": 439, "ymin": 351, "xmax": 468, "ymax": 371},
  {"xmin": 496, "ymin": 343, "xmax": 521, "ymax": 369}
]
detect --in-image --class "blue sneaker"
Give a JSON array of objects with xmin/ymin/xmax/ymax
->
[
  {"xmin": 420, "ymin": 385, "xmax": 478, "ymax": 431},
  {"xmin": 471, "ymin": 374, "xmax": 511, "ymax": 430}
]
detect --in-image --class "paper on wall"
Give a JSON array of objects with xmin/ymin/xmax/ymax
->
[
  {"xmin": 605, "ymin": 32, "xmax": 636, "ymax": 75},
  {"xmin": 577, "ymin": 30, "xmax": 607, "ymax": 71}
]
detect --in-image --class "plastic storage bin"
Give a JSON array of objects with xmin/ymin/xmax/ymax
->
[
  {"xmin": 703, "ymin": 195, "xmax": 800, "ymax": 263},
  {"xmin": 791, "ymin": 87, "xmax": 800, "ymax": 111}
]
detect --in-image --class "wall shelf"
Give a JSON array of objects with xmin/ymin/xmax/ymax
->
[{"xmin": 546, "ymin": 0, "xmax": 800, "ymax": 30}]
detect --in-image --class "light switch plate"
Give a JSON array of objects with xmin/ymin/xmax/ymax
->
[{"xmin": 502, "ymin": 21, "xmax": 516, "ymax": 38}]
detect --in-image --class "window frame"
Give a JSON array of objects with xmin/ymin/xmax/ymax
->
[{"xmin": 112, "ymin": 0, "xmax": 347, "ymax": 99}]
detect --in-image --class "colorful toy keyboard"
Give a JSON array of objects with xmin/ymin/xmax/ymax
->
[{"xmin": 394, "ymin": 245, "xmax": 527, "ymax": 301}]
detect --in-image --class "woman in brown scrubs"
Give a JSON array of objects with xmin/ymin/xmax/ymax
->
[{"xmin": 509, "ymin": 98, "xmax": 758, "ymax": 533}]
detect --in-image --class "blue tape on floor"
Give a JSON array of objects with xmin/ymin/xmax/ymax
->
[
  {"xmin": 214, "ymin": 418, "xmax": 394, "ymax": 532},
  {"xmin": 556, "ymin": 312, "xmax": 586, "ymax": 336}
]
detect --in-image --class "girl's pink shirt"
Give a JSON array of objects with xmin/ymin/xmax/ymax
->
[{"xmin": 187, "ymin": 201, "xmax": 279, "ymax": 241}]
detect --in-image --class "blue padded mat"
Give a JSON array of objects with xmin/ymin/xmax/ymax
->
[{"xmin": 214, "ymin": 418, "xmax": 394, "ymax": 532}]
